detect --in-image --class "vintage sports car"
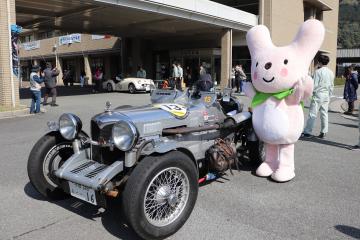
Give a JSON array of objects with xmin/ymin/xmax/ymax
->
[
  {"xmin": 102, "ymin": 75, "xmax": 156, "ymax": 93},
  {"xmin": 27, "ymin": 88, "xmax": 264, "ymax": 240}
]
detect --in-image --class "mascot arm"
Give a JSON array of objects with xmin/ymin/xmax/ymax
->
[
  {"xmin": 243, "ymin": 81, "xmax": 256, "ymax": 99},
  {"xmin": 287, "ymin": 75, "xmax": 314, "ymax": 105}
]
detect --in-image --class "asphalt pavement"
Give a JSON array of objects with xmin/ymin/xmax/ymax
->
[{"xmin": 0, "ymin": 87, "xmax": 359, "ymax": 240}]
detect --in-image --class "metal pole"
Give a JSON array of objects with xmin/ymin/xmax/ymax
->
[{"xmin": 6, "ymin": 0, "xmax": 16, "ymax": 108}]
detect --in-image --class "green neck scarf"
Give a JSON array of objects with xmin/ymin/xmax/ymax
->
[{"xmin": 251, "ymin": 88, "xmax": 303, "ymax": 108}]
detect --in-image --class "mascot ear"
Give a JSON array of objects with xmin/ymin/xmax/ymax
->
[
  {"xmin": 246, "ymin": 25, "xmax": 273, "ymax": 57},
  {"xmin": 292, "ymin": 19, "xmax": 325, "ymax": 61}
]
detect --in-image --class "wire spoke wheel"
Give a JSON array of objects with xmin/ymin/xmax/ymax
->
[{"xmin": 144, "ymin": 167, "xmax": 190, "ymax": 227}]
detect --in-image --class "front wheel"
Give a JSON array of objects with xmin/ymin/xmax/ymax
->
[
  {"xmin": 128, "ymin": 83, "xmax": 136, "ymax": 94},
  {"xmin": 122, "ymin": 151, "xmax": 198, "ymax": 240},
  {"xmin": 27, "ymin": 132, "xmax": 74, "ymax": 200}
]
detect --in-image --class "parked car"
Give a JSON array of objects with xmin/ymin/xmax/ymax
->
[
  {"xmin": 103, "ymin": 74, "xmax": 156, "ymax": 93},
  {"xmin": 27, "ymin": 88, "xmax": 264, "ymax": 240}
]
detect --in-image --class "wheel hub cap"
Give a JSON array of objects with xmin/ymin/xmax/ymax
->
[{"xmin": 143, "ymin": 167, "xmax": 190, "ymax": 227}]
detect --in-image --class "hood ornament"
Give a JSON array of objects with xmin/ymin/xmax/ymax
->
[{"xmin": 105, "ymin": 101, "xmax": 112, "ymax": 112}]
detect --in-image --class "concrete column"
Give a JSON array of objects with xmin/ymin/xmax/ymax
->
[
  {"xmin": 55, "ymin": 55, "xmax": 64, "ymax": 86},
  {"xmin": 84, "ymin": 55, "xmax": 92, "ymax": 85},
  {"xmin": 0, "ymin": 0, "xmax": 19, "ymax": 108},
  {"xmin": 259, "ymin": 0, "xmax": 265, "ymax": 25},
  {"xmin": 220, "ymin": 29, "xmax": 232, "ymax": 89}
]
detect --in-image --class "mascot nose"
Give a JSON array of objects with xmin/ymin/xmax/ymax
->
[{"xmin": 264, "ymin": 62, "xmax": 272, "ymax": 70}]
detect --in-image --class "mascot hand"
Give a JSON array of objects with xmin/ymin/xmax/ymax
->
[
  {"xmin": 243, "ymin": 81, "xmax": 256, "ymax": 99},
  {"xmin": 289, "ymin": 75, "xmax": 313, "ymax": 105}
]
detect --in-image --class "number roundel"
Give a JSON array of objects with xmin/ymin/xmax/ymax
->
[{"xmin": 154, "ymin": 104, "xmax": 188, "ymax": 119}]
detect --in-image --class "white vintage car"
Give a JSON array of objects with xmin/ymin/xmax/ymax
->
[{"xmin": 102, "ymin": 76, "xmax": 156, "ymax": 94}]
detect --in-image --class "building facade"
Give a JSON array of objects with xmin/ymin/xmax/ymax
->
[
  {"xmin": 19, "ymin": 31, "xmax": 121, "ymax": 85},
  {"xmin": 0, "ymin": 0, "xmax": 339, "ymax": 107}
]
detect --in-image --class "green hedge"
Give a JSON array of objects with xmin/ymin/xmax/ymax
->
[{"xmin": 334, "ymin": 77, "xmax": 346, "ymax": 86}]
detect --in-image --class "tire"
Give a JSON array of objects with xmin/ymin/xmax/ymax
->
[
  {"xmin": 128, "ymin": 83, "xmax": 136, "ymax": 94},
  {"xmin": 122, "ymin": 151, "xmax": 198, "ymax": 240},
  {"xmin": 247, "ymin": 141, "xmax": 265, "ymax": 167},
  {"xmin": 107, "ymin": 83, "xmax": 113, "ymax": 92},
  {"xmin": 27, "ymin": 132, "xmax": 74, "ymax": 200}
]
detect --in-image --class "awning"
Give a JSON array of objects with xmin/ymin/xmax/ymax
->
[{"xmin": 16, "ymin": 0, "xmax": 258, "ymax": 38}]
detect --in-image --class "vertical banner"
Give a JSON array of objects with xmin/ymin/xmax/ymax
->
[{"xmin": 11, "ymin": 24, "xmax": 22, "ymax": 77}]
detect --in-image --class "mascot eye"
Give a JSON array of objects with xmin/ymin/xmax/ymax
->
[
  {"xmin": 284, "ymin": 59, "xmax": 288, "ymax": 65},
  {"xmin": 256, "ymin": 62, "xmax": 258, "ymax": 67}
]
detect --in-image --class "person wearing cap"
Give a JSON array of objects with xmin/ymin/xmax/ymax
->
[{"xmin": 29, "ymin": 65, "xmax": 44, "ymax": 114}]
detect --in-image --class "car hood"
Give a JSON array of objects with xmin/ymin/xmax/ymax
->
[{"xmin": 92, "ymin": 104, "xmax": 206, "ymax": 137}]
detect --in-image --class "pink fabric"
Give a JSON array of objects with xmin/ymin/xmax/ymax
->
[{"xmin": 245, "ymin": 19, "xmax": 325, "ymax": 182}]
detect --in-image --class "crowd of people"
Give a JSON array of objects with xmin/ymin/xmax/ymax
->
[{"xmin": 27, "ymin": 58, "xmax": 359, "ymax": 151}]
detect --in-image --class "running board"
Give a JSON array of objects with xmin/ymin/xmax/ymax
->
[{"xmin": 54, "ymin": 150, "xmax": 123, "ymax": 191}]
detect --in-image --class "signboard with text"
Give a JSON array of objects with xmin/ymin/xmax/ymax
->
[
  {"xmin": 59, "ymin": 34, "xmax": 81, "ymax": 45},
  {"xmin": 22, "ymin": 41, "xmax": 40, "ymax": 51}
]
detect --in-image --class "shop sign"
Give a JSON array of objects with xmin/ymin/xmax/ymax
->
[
  {"xmin": 22, "ymin": 41, "xmax": 40, "ymax": 51},
  {"xmin": 59, "ymin": 34, "xmax": 81, "ymax": 45}
]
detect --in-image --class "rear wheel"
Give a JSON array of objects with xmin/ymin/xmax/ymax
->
[
  {"xmin": 128, "ymin": 83, "xmax": 136, "ymax": 94},
  {"xmin": 107, "ymin": 83, "xmax": 113, "ymax": 92},
  {"xmin": 27, "ymin": 132, "xmax": 74, "ymax": 200},
  {"xmin": 122, "ymin": 151, "xmax": 198, "ymax": 240}
]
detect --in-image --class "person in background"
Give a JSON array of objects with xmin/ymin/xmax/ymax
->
[
  {"xmin": 199, "ymin": 65, "xmax": 206, "ymax": 76},
  {"xmin": 68, "ymin": 67, "xmax": 74, "ymax": 86},
  {"xmin": 80, "ymin": 70, "xmax": 86, "ymax": 88},
  {"xmin": 231, "ymin": 67, "xmax": 236, "ymax": 89},
  {"xmin": 171, "ymin": 63, "xmax": 179, "ymax": 89},
  {"xmin": 302, "ymin": 55, "xmax": 334, "ymax": 139},
  {"xmin": 176, "ymin": 63, "xmax": 183, "ymax": 90},
  {"xmin": 29, "ymin": 65, "xmax": 44, "ymax": 114},
  {"xmin": 195, "ymin": 72, "xmax": 213, "ymax": 93},
  {"xmin": 62, "ymin": 69, "xmax": 69, "ymax": 86},
  {"xmin": 136, "ymin": 66, "xmax": 146, "ymax": 78},
  {"xmin": 160, "ymin": 64, "xmax": 166, "ymax": 79},
  {"xmin": 43, "ymin": 62, "xmax": 60, "ymax": 107},
  {"xmin": 93, "ymin": 67, "xmax": 103, "ymax": 93},
  {"xmin": 343, "ymin": 65, "xmax": 358, "ymax": 115},
  {"xmin": 235, "ymin": 64, "xmax": 247, "ymax": 93}
]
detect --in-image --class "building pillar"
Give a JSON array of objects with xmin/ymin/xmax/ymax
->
[
  {"xmin": 220, "ymin": 29, "xmax": 232, "ymax": 89},
  {"xmin": 0, "ymin": 0, "xmax": 19, "ymax": 108},
  {"xmin": 55, "ymin": 55, "xmax": 63, "ymax": 85},
  {"xmin": 84, "ymin": 55, "xmax": 92, "ymax": 85}
]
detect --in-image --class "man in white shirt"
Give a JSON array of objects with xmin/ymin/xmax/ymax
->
[{"xmin": 177, "ymin": 63, "xmax": 183, "ymax": 90}]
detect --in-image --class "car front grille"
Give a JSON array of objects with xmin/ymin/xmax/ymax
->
[
  {"xmin": 91, "ymin": 120, "xmax": 112, "ymax": 142},
  {"xmin": 90, "ymin": 120, "xmax": 124, "ymax": 164}
]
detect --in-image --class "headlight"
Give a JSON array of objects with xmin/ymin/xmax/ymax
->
[
  {"xmin": 112, "ymin": 120, "xmax": 138, "ymax": 151},
  {"xmin": 59, "ymin": 113, "xmax": 82, "ymax": 140}
]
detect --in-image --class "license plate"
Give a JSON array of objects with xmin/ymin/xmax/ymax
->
[{"xmin": 68, "ymin": 182, "xmax": 97, "ymax": 205}]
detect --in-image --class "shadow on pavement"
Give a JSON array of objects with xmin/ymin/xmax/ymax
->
[
  {"xmin": 330, "ymin": 122, "xmax": 359, "ymax": 129},
  {"xmin": 20, "ymin": 86, "xmax": 104, "ymax": 100},
  {"xmin": 24, "ymin": 182, "xmax": 140, "ymax": 240},
  {"xmin": 300, "ymin": 137, "xmax": 353, "ymax": 150},
  {"xmin": 335, "ymin": 225, "xmax": 360, "ymax": 239}
]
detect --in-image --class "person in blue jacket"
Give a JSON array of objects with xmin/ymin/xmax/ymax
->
[
  {"xmin": 29, "ymin": 65, "xmax": 44, "ymax": 114},
  {"xmin": 343, "ymin": 65, "xmax": 358, "ymax": 115}
]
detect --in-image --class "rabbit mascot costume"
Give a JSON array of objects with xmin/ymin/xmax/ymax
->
[{"xmin": 244, "ymin": 19, "xmax": 325, "ymax": 182}]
